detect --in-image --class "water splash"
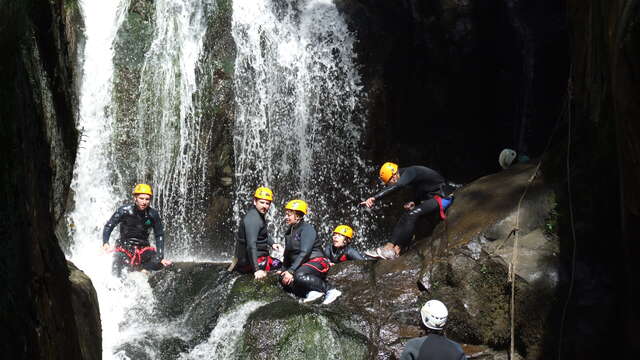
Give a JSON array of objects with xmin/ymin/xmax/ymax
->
[
  {"xmin": 231, "ymin": 0, "xmax": 375, "ymax": 243},
  {"xmin": 180, "ymin": 301, "xmax": 266, "ymax": 359}
]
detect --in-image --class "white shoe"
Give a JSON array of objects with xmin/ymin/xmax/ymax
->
[
  {"xmin": 322, "ymin": 289, "xmax": 342, "ymax": 305},
  {"xmin": 303, "ymin": 291, "xmax": 325, "ymax": 303}
]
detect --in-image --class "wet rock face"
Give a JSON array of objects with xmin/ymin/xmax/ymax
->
[{"xmin": 68, "ymin": 261, "xmax": 102, "ymax": 360}]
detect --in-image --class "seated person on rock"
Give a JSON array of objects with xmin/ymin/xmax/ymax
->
[
  {"xmin": 400, "ymin": 299, "xmax": 467, "ymax": 360},
  {"xmin": 323, "ymin": 225, "xmax": 371, "ymax": 265},
  {"xmin": 276, "ymin": 199, "xmax": 341, "ymax": 304},
  {"xmin": 102, "ymin": 184, "xmax": 172, "ymax": 276},
  {"xmin": 361, "ymin": 162, "xmax": 453, "ymax": 259},
  {"xmin": 231, "ymin": 186, "xmax": 283, "ymax": 279}
]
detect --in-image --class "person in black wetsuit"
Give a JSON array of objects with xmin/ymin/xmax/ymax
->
[
  {"xmin": 323, "ymin": 224, "xmax": 369, "ymax": 264},
  {"xmin": 277, "ymin": 199, "xmax": 340, "ymax": 304},
  {"xmin": 400, "ymin": 299, "xmax": 467, "ymax": 360},
  {"xmin": 361, "ymin": 162, "xmax": 452, "ymax": 258},
  {"xmin": 233, "ymin": 186, "xmax": 283, "ymax": 279},
  {"xmin": 102, "ymin": 184, "xmax": 172, "ymax": 276}
]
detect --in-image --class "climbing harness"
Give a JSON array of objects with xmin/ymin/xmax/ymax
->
[
  {"xmin": 301, "ymin": 257, "xmax": 331, "ymax": 273},
  {"xmin": 113, "ymin": 246, "xmax": 157, "ymax": 266}
]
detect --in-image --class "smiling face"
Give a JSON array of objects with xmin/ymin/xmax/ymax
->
[
  {"xmin": 253, "ymin": 198, "xmax": 272, "ymax": 214},
  {"xmin": 284, "ymin": 209, "xmax": 302, "ymax": 225},
  {"xmin": 332, "ymin": 233, "xmax": 348, "ymax": 248},
  {"xmin": 387, "ymin": 173, "xmax": 400, "ymax": 185},
  {"xmin": 134, "ymin": 193, "xmax": 151, "ymax": 211}
]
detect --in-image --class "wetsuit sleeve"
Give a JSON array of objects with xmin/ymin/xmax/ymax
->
[
  {"xmin": 399, "ymin": 338, "xmax": 423, "ymax": 360},
  {"xmin": 372, "ymin": 168, "xmax": 415, "ymax": 200},
  {"xmin": 288, "ymin": 226, "xmax": 317, "ymax": 272},
  {"xmin": 346, "ymin": 246, "xmax": 366, "ymax": 260},
  {"xmin": 102, "ymin": 208, "xmax": 124, "ymax": 245},
  {"xmin": 243, "ymin": 213, "xmax": 262, "ymax": 271},
  {"xmin": 152, "ymin": 210, "xmax": 165, "ymax": 258}
]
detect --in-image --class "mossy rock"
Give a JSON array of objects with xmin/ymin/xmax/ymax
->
[
  {"xmin": 239, "ymin": 300, "xmax": 369, "ymax": 360},
  {"xmin": 223, "ymin": 274, "xmax": 289, "ymax": 311}
]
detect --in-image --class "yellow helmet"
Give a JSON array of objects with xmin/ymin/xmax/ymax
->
[
  {"xmin": 254, "ymin": 186, "xmax": 274, "ymax": 201},
  {"xmin": 379, "ymin": 162, "xmax": 399, "ymax": 184},
  {"xmin": 132, "ymin": 183, "xmax": 153, "ymax": 196},
  {"xmin": 284, "ymin": 199, "xmax": 308, "ymax": 215},
  {"xmin": 333, "ymin": 225, "xmax": 354, "ymax": 239}
]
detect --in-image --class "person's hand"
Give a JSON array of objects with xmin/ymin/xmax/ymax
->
[
  {"xmin": 254, "ymin": 270, "xmax": 267, "ymax": 280},
  {"xmin": 160, "ymin": 259, "xmax": 172, "ymax": 267},
  {"xmin": 102, "ymin": 243, "xmax": 111, "ymax": 253},
  {"xmin": 272, "ymin": 243, "xmax": 283, "ymax": 252},
  {"xmin": 403, "ymin": 201, "xmax": 415, "ymax": 210},
  {"xmin": 281, "ymin": 271, "xmax": 294, "ymax": 285},
  {"xmin": 360, "ymin": 197, "xmax": 376, "ymax": 208}
]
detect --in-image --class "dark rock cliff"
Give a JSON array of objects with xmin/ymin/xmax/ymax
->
[{"xmin": 0, "ymin": 0, "xmax": 98, "ymax": 358}]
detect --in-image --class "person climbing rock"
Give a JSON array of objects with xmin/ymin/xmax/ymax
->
[
  {"xmin": 323, "ymin": 225, "xmax": 370, "ymax": 264},
  {"xmin": 361, "ymin": 162, "xmax": 453, "ymax": 259},
  {"xmin": 102, "ymin": 184, "xmax": 172, "ymax": 276},
  {"xmin": 400, "ymin": 299, "xmax": 467, "ymax": 360},
  {"xmin": 277, "ymin": 199, "xmax": 341, "ymax": 304},
  {"xmin": 231, "ymin": 186, "xmax": 283, "ymax": 279}
]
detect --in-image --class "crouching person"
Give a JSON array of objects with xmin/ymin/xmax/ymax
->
[
  {"xmin": 324, "ymin": 225, "xmax": 371, "ymax": 264},
  {"xmin": 400, "ymin": 300, "xmax": 467, "ymax": 360},
  {"xmin": 102, "ymin": 184, "xmax": 172, "ymax": 276},
  {"xmin": 277, "ymin": 199, "xmax": 341, "ymax": 304},
  {"xmin": 232, "ymin": 186, "xmax": 283, "ymax": 279}
]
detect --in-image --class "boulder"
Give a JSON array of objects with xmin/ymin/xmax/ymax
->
[{"xmin": 68, "ymin": 261, "xmax": 102, "ymax": 360}]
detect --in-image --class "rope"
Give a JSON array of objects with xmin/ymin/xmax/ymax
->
[
  {"xmin": 558, "ymin": 71, "xmax": 577, "ymax": 360},
  {"xmin": 505, "ymin": 66, "xmax": 573, "ymax": 359},
  {"xmin": 508, "ymin": 161, "xmax": 542, "ymax": 358}
]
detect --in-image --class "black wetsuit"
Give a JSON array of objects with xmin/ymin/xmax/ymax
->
[
  {"xmin": 400, "ymin": 334, "xmax": 467, "ymax": 360},
  {"xmin": 323, "ymin": 243, "xmax": 367, "ymax": 263},
  {"xmin": 102, "ymin": 204, "xmax": 165, "ymax": 275},
  {"xmin": 235, "ymin": 207, "xmax": 277, "ymax": 272},
  {"xmin": 372, "ymin": 166, "xmax": 445, "ymax": 248},
  {"xmin": 282, "ymin": 220, "xmax": 328, "ymax": 296}
]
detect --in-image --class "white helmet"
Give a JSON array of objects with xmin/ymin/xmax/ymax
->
[
  {"xmin": 420, "ymin": 300, "xmax": 448, "ymax": 330},
  {"xmin": 498, "ymin": 148, "xmax": 517, "ymax": 169}
]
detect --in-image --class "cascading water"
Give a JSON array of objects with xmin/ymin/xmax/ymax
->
[
  {"xmin": 68, "ymin": 0, "xmax": 220, "ymax": 358},
  {"xmin": 231, "ymin": 0, "xmax": 376, "ymax": 243},
  {"xmin": 67, "ymin": 1, "xmax": 140, "ymax": 358},
  {"xmin": 131, "ymin": 0, "xmax": 217, "ymax": 257}
]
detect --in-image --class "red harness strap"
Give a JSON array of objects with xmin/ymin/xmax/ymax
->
[
  {"xmin": 339, "ymin": 254, "xmax": 348, "ymax": 263},
  {"xmin": 114, "ymin": 246, "xmax": 156, "ymax": 266},
  {"xmin": 256, "ymin": 256, "xmax": 274, "ymax": 271},
  {"xmin": 433, "ymin": 195, "xmax": 447, "ymax": 220},
  {"xmin": 301, "ymin": 257, "xmax": 330, "ymax": 273}
]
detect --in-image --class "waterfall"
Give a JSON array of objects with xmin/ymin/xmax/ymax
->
[
  {"xmin": 68, "ymin": 0, "xmax": 218, "ymax": 358},
  {"xmin": 131, "ymin": 0, "xmax": 217, "ymax": 257},
  {"xmin": 231, "ymin": 0, "xmax": 375, "ymax": 243},
  {"xmin": 67, "ymin": 1, "xmax": 134, "ymax": 358}
]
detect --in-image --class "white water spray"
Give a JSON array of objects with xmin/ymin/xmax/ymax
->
[
  {"xmin": 180, "ymin": 301, "xmax": 266, "ymax": 359},
  {"xmin": 232, "ymin": 0, "xmax": 374, "ymax": 241},
  {"xmin": 67, "ymin": 1, "xmax": 136, "ymax": 359},
  {"xmin": 133, "ymin": 0, "xmax": 216, "ymax": 257}
]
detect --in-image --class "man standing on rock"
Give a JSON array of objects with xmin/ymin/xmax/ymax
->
[
  {"xmin": 400, "ymin": 299, "xmax": 467, "ymax": 360},
  {"xmin": 102, "ymin": 183, "xmax": 172, "ymax": 276},
  {"xmin": 231, "ymin": 186, "xmax": 283, "ymax": 279},
  {"xmin": 361, "ymin": 162, "xmax": 452, "ymax": 259}
]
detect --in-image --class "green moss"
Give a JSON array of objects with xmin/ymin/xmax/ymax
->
[{"xmin": 239, "ymin": 300, "xmax": 369, "ymax": 360}]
